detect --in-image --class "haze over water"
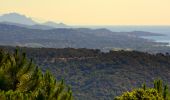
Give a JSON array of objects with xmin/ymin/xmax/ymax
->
[{"xmin": 84, "ymin": 25, "xmax": 170, "ymax": 45}]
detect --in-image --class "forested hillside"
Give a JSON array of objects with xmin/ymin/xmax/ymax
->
[{"xmin": 0, "ymin": 46, "xmax": 170, "ymax": 100}]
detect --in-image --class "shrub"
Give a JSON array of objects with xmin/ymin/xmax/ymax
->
[{"xmin": 114, "ymin": 88, "xmax": 164, "ymax": 100}]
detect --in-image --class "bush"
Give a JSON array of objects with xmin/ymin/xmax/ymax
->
[
  {"xmin": 114, "ymin": 88, "xmax": 164, "ymax": 100},
  {"xmin": 115, "ymin": 80, "xmax": 170, "ymax": 100}
]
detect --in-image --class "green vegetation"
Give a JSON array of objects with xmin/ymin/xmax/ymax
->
[
  {"xmin": 1, "ymin": 46, "xmax": 170, "ymax": 100},
  {"xmin": 115, "ymin": 88, "xmax": 164, "ymax": 100},
  {"xmin": 0, "ymin": 49, "xmax": 73, "ymax": 100},
  {"xmin": 115, "ymin": 80, "xmax": 170, "ymax": 100}
]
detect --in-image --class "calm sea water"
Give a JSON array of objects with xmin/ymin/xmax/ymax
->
[{"xmin": 79, "ymin": 25, "xmax": 170, "ymax": 44}]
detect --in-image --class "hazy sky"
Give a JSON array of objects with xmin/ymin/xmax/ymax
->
[{"xmin": 0, "ymin": 0, "xmax": 170, "ymax": 25}]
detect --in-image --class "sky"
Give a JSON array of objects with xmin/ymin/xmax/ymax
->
[{"xmin": 0, "ymin": 0, "xmax": 170, "ymax": 25}]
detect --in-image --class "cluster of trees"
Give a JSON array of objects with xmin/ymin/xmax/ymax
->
[
  {"xmin": 1, "ymin": 46, "xmax": 170, "ymax": 100},
  {"xmin": 115, "ymin": 80, "xmax": 170, "ymax": 100},
  {"xmin": 0, "ymin": 49, "xmax": 73, "ymax": 100}
]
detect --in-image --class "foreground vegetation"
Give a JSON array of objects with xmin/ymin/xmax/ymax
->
[
  {"xmin": 115, "ymin": 80, "xmax": 170, "ymax": 100},
  {"xmin": 0, "ymin": 49, "xmax": 73, "ymax": 100}
]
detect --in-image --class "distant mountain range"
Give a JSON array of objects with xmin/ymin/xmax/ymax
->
[
  {"xmin": 0, "ymin": 12, "xmax": 169, "ymax": 53},
  {"xmin": 0, "ymin": 23, "xmax": 168, "ymax": 52},
  {"xmin": 0, "ymin": 13, "xmax": 69, "ymax": 29}
]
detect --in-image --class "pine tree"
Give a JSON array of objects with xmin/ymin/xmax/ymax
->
[
  {"xmin": 163, "ymin": 85, "xmax": 169, "ymax": 100},
  {"xmin": 0, "ymin": 49, "xmax": 73, "ymax": 100},
  {"xmin": 154, "ymin": 79, "xmax": 163, "ymax": 94},
  {"xmin": 142, "ymin": 83, "xmax": 146, "ymax": 90}
]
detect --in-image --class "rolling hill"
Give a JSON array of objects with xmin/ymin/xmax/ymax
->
[
  {"xmin": 0, "ymin": 46, "xmax": 170, "ymax": 100},
  {"xmin": 0, "ymin": 23, "xmax": 168, "ymax": 53}
]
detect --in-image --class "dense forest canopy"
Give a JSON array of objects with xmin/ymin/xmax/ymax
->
[{"xmin": 0, "ymin": 46, "xmax": 170, "ymax": 100}]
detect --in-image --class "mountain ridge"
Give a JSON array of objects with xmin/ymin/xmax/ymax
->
[
  {"xmin": 0, "ymin": 13, "xmax": 36, "ymax": 25},
  {"xmin": 0, "ymin": 23, "xmax": 168, "ymax": 53},
  {"xmin": 0, "ymin": 12, "xmax": 69, "ymax": 29}
]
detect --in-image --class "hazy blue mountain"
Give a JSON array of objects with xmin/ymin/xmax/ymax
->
[
  {"xmin": 43, "ymin": 21, "xmax": 69, "ymax": 28},
  {"xmin": 0, "ymin": 21, "xmax": 55, "ymax": 30},
  {"xmin": 0, "ymin": 13, "xmax": 69, "ymax": 29},
  {"xmin": 28, "ymin": 24, "xmax": 55, "ymax": 30},
  {"xmin": 0, "ymin": 13, "xmax": 36, "ymax": 25},
  {"xmin": 0, "ymin": 21, "xmax": 29, "ymax": 28}
]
